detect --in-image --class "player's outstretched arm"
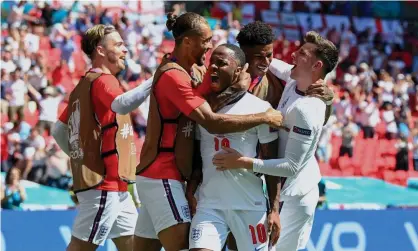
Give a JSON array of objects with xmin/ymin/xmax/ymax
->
[
  {"xmin": 189, "ymin": 104, "xmax": 283, "ymax": 134},
  {"xmin": 268, "ymin": 58, "xmax": 293, "ymax": 81},
  {"xmin": 110, "ymin": 76, "xmax": 154, "ymax": 115},
  {"xmin": 213, "ymin": 104, "xmax": 324, "ymax": 177}
]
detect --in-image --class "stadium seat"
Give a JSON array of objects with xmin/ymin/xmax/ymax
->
[{"xmin": 395, "ymin": 170, "xmax": 408, "ymax": 186}]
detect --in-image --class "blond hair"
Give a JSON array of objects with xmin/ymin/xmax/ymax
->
[{"xmin": 81, "ymin": 24, "xmax": 118, "ymax": 59}]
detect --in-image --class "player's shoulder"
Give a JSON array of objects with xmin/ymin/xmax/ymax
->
[
  {"xmin": 242, "ymin": 93, "xmax": 271, "ymax": 111},
  {"xmin": 92, "ymin": 74, "xmax": 120, "ymax": 91},
  {"xmin": 162, "ymin": 68, "xmax": 190, "ymax": 80},
  {"xmin": 95, "ymin": 73, "xmax": 118, "ymax": 84},
  {"xmin": 293, "ymin": 97, "xmax": 326, "ymax": 126}
]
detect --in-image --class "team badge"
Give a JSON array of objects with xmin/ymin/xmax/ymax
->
[
  {"xmin": 98, "ymin": 225, "xmax": 109, "ymax": 239},
  {"xmin": 191, "ymin": 227, "xmax": 202, "ymax": 241},
  {"xmin": 181, "ymin": 205, "xmax": 191, "ymax": 220}
]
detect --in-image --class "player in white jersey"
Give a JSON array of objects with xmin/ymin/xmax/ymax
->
[
  {"xmin": 213, "ymin": 31, "xmax": 339, "ymax": 251},
  {"xmin": 188, "ymin": 44, "xmax": 280, "ymax": 251}
]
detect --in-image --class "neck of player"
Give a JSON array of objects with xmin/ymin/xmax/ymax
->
[
  {"xmin": 92, "ymin": 61, "xmax": 114, "ymax": 75},
  {"xmin": 296, "ymin": 73, "xmax": 322, "ymax": 92},
  {"xmin": 171, "ymin": 48, "xmax": 194, "ymax": 73}
]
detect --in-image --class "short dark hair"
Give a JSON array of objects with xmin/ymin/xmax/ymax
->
[
  {"xmin": 304, "ymin": 31, "xmax": 339, "ymax": 76},
  {"xmin": 166, "ymin": 12, "xmax": 209, "ymax": 45},
  {"xmin": 218, "ymin": 44, "xmax": 246, "ymax": 67},
  {"xmin": 236, "ymin": 21, "xmax": 275, "ymax": 47}
]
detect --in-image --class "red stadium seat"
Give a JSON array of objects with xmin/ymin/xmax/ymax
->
[{"xmin": 395, "ymin": 170, "xmax": 408, "ymax": 186}]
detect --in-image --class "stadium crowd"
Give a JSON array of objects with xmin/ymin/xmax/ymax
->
[{"xmin": 1, "ymin": 0, "xmax": 418, "ymax": 210}]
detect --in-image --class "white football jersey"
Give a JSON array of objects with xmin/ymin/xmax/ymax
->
[
  {"xmin": 270, "ymin": 59, "xmax": 325, "ymax": 197},
  {"xmin": 197, "ymin": 93, "xmax": 278, "ymax": 211}
]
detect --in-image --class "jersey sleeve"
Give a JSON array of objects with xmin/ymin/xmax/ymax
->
[
  {"xmin": 269, "ymin": 59, "xmax": 293, "ymax": 82},
  {"xmin": 92, "ymin": 75, "xmax": 124, "ymax": 110},
  {"xmin": 58, "ymin": 105, "xmax": 69, "ymax": 123},
  {"xmin": 252, "ymin": 100, "xmax": 325, "ymax": 177},
  {"xmin": 158, "ymin": 70, "xmax": 206, "ymax": 116},
  {"xmin": 288, "ymin": 100, "xmax": 324, "ymax": 144}
]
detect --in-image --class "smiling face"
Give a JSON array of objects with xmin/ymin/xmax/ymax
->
[
  {"xmin": 188, "ymin": 23, "xmax": 213, "ymax": 66},
  {"xmin": 243, "ymin": 44, "xmax": 273, "ymax": 78},
  {"xmin": 290, "ymin": 42, "xmax": 321, "ymax": 80},
  {"xmin": 208, "ymin": 46, "xmax": 241, "ymax": 93},
  {"xmin": 97, "ymin": 31, "xmax": 128, "ymax": 75}
]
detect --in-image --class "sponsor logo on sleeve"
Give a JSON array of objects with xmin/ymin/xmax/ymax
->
[{"xmin": 293, "ymin": 126, "xmax": 312, "ymax": 136}]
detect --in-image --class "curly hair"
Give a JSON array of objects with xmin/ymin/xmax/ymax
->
[{"xmin": 236, "ymin": 21, "xmax": 275, "ymax": 47}]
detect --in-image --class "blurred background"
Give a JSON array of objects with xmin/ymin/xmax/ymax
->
[{"xmin": 1, "ymin": 1, "xmax": 418, "ymax": 251}]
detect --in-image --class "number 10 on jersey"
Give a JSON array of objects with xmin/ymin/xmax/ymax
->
[{"xmin": 214, "ymin": 137, "xmax": 230, "ymax": 151}]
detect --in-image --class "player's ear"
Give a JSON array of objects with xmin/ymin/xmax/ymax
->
[
  {"xmin": 313, "ymin": 60, "xmax": 323, "ymax": 72},
  {"xmin": 235, "ymin": 66, "xmax": 242, "ymax": 76},
  {"xmin": 183, "ymin": 36, "xmax": 192, "ymax": 47},
  {"xmin": 96, "ymin": 45, "xmax": 106, "ymax": 57}
]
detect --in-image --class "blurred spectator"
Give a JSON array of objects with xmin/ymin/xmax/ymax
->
[
  {"xmin": 1, "ymin": 69, "xmax": 10, "ymax": 115},
  {"xmin": 6, "ymin": 68, "xmax": 27, "ymax": 122},
  {"xmin": 413, "ymin": 125, "xmax": 418, "ymax": 171},
  {"xmin": 7, "ymin": 1, "xmax": 26, "ymax": 28},
  {"xmin": 27, "ymin": 65, "xmax": 48, "ymax": 91},
  {"xmin": 43, "ymin": 141, "xmax": 71, "ymax": 190},
  {"xmin": 343, "ymin": 65, "xmax": 359, "ymax": 91},
  {"xmin": 339, "ymin": 117, "xmax": 359, "ymax": 158},
  {"xmin": 137, "ymin": 35, "xmax": 158, "ymax": 72},
  {"xmin": 359, "ymin": 94, "xmax": 380, "ymax": 139},
  {"xmin": 227, "ymin": 20, "xmax": 240, "ymax": 46},
  {"xmin": 317, "ymin": 115, "xmax": 336, "ymax": 163},
  {"xmin": 21, "ymin": 127, "xmax": 46, "ymax": 181},
  {"xmin": 395, "ymin": 135, "xmax": 412, "ymax": 171},
  {"xmin": 382, "ymin": 102, "xmax": 398, "ymax": 140},
  {"xmin": 378, "ymin": 71, "xmax": 395, "ymax": 103},
  {"xmin": 1, "ymin": 167, "xmax": 26, "ymax": 210},
  {"xmin": 1, "ymin": 47, "xmax": 17, "ymax": 73},
  {"xmin": 32, "ymin": 86, "xmax": 63, "ymax": 135}
]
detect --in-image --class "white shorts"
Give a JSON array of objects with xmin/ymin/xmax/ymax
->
[
  {"xmin": 189, "ymin": 207, "xmax": 269, "ymax": 251},
  {"xmin": 275, "ymin": 186, "xmax": 319, "ymax": 251},
  {"xmin": 72, "ymin": 190, "xmax": 138, "ymax": 246},
  {"xmin": 134, "ymin": 176, "xmax": 192, "ymax": 239}
]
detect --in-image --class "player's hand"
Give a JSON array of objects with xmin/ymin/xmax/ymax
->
[
  {"xmin": 306, "ymin": 79, "xmax": 334, "ymax": 104},
  {"xmin": 232, "ymin": 63, "xmax": 251, "ymax": 91},
  {"xmin": 213, "ymin": 146, "xmax": 253, "ymax": 170},
  {"xmin": 265, "ymin": 108, "xmax": 283, "ymax": 129},
  {"xmin": 268, "ymin": 211, "xmax": 281, "ymax": 247},
  {"xmin": 186, "ymin": 192, "xmax": 197, "ymax": 216}
]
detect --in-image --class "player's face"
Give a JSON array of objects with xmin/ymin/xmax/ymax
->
[
  {"xmin": 189, "ymin": 24, "xmax": 213, "ymax": 66},
  {"xmin": 243, "ymin": 44, "xmax": 273, "ymax": 78},
  {"xmin": 209, "ymin": 47, "xmax": 241, "ymax": 93},
  {"xmin": 100, "ymin": 32, "xmax": 128, "ymax": 74},
  {"xmin": 290, "ymin": 43, "xmax": 321, "ymax": 80}
]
